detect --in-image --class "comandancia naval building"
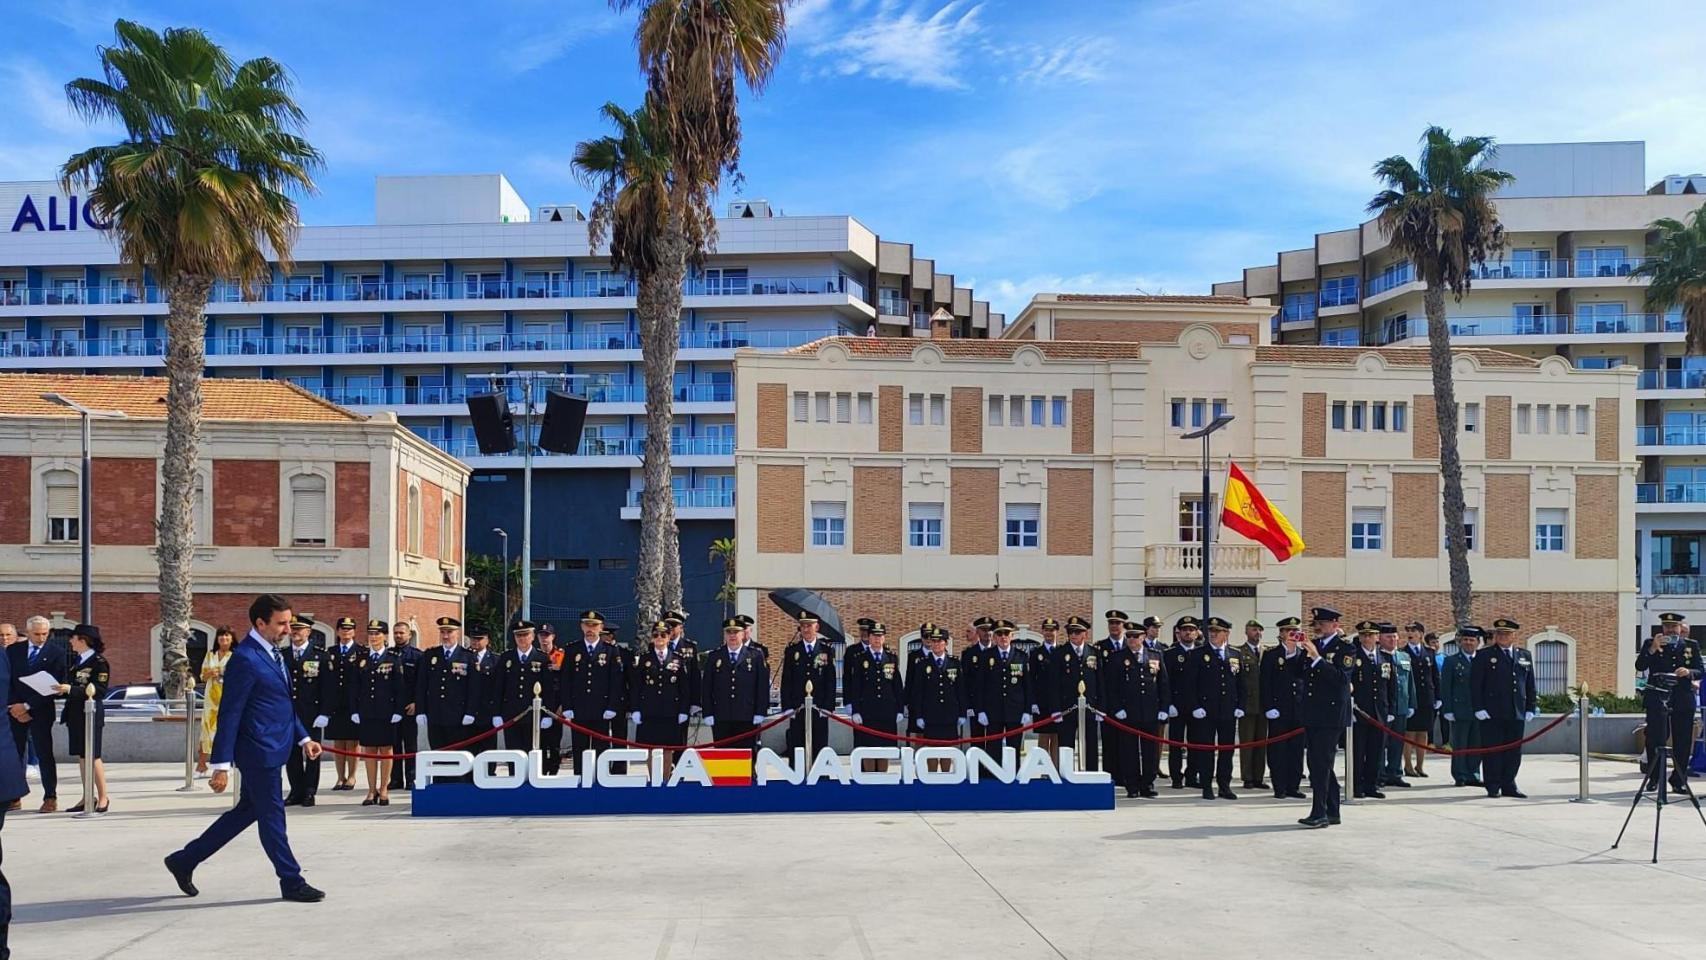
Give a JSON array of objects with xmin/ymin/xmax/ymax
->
[{"xmin": 0, "ymin": 173, "xmax": 999, "ymax": 633}]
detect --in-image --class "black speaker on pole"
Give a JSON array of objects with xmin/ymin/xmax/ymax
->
[
  {"xmin": 466, "ymin": 391, "xmax": 516, "ymax": 454},
  {"xmin": 537, "ymin": 390, "xmax": 589, "ymax": 454}
]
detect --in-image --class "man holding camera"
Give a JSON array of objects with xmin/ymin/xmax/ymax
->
[{"xmin": 1636, "ymin": 612, "xmax": 1703, "ymax": 791}]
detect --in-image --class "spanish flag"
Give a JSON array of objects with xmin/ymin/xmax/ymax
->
[
  {"xmin": 698, "ymin": 749, "xmax": 753, "ymax": 787},
  {"xmin": 1219, "ymin": 462, "xmax": 1306, "ymax": 562}
]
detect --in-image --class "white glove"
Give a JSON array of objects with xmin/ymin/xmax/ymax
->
[
  {"xmin": 351, "ymin": 713, "xmax": 361, "ymax": 724},
  {"xmin": 1433, "ymin": 700, "xmax": 1442, "ymax": 709},
  {"xmin": 1031, "ymin": 704, "xmax": 1041, "ymax": 715},
  {"xmin": 916, "ymin": 718, "xmax": 926, "ymax": 730},
  {"xmin": 540, "ymin": 718, "xmax": 551, "ymax": 729},
  {"xmin": 1474, "ymin": 710, "xmax": 1490, "ymax": 721},
  {"xmin": 1234, "ymin": 709, "xmax": 1245, "ymax": 719},
  {"xmin": 390, "ymin": 713, "xmax": 401, "ymax": 723},
  {"xmin": 704, "ymin": 715, "xmax": 716, "ymax": 726},
  {"xmin": 896, "ymin": 713, "xmax": 905, "ymax": 726},
  {"xmin": 965, "ymin": 710, "xmax": 975, "ymax": 719},
  {"xmin": 977, "ymin": 712, "xmax": 989, "ymax": 726},
  {"xmin": 313, "ymin": 715, "xmax": 328, "ymax": 728},
  {"xmin": 601, "ymin": 709, "xmax": 617, "ymax": 720},
  {"xmin": 565, "ymin": 710, "xmax": 574, "ymax": 720},
  {"xmin": 1157, "ymin": 712, "xmax": 1169, "ymax": 722},
  {"xmin": 1095, "ymin": 715, "xmax": 1103, "ymax": 724},
  {"xmin": 1386, "ymin": 715, "xmax": 1394, "ymax": 722},
  {"xmin": 1168, "ymin": 705, "xmax": 1179, "ymax": 718},
  {"xmin": 1115, "ymin": 709, "xmax": 1128, "ymax": 720},
  {"xmin": 1265, "ymin": 709, "xmax": 1279, "ymax": 720},
  {"xmin": 752, "ymin": 714, "xmax": 764, "ymax": 724},
  {"xmin": 461, "ymin": 714, "xmax": 474, "ymax": 726},
  {"xmin": 1444, "ymin": 712, "xmax": 1455, "ymax": 721},
  {"xmin": 1523, "ymin": 711, "xmax": 1536, "ymax": 722},
  {"xmin": 1406, "ymin": 709, "xmax": 1415, "ymax": 718},
  {"xmin": 1021, "ymin": 713, "xmax": 1033, "ymax": 724},
  {"xmin": 852, "ymin": 713, "xmax": 862, "ymax": 724},
  {"xmin": 490, "ymin": 717, "xmax": 502, "ymax": 729},
  {"xmin": 629, "ymin": 711, "xmax": 641, "ymax": 726},
  {"xmin": 1191, "ymin": 708, "xmax": 1206, "ymax": 719},
  {"xmin": 677, "ymin": 713, "xmax": 687, "ymax": 724}
]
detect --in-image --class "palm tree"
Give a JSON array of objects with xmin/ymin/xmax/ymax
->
[
  {"xmin": 608, "ymin": 0, "xmax": 788, "ymax": 622},
  {"xmin": 1631, "ymin": 206, "xmax": 1706, "ymax": 351},
  {"xmin": 1368, "ymin": 127, "xmax": 1513, "ymax": 629},
  {"xmin": 708, "ymin": 537, "xmax": 736, "ymax": 617},
  {"xmin": 61, "ymin": 21, "xmax": 321, "ymax": 695},
  {"xmin": 573, "ymin": 102, "xmax": 681, "ymax": 627}
]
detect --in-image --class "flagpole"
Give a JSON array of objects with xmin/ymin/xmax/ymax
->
[{"xmin": 1182, "ymin": 415, "xmax": 1234, "ymax": 628}]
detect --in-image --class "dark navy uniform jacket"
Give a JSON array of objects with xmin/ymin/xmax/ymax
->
[
  {"xmin": 1298, "ymin": 640, "xmax": 1349, "ymax": 729},
  {"xmin": 976, "ymin": 645, "xmax": 1033, "ymax": 722},
  {"xmin": 1188, "ymin": 643, "xmax": 1245, "ymax": 720},
  {"xmin": 1470, "ymin": 645, "xmax": 1538, "ymax": 720},
  {"xmin": 1259, "ymin": 646, "xmax": 1306, "ymax": 727},
  {"xmin": 629, "ymin": 646, "xmax": 691, "ymax": 720},
  {"xmin": 1105, "ymin": 646, "xmax": 1169, "ymax": 720},
  {"xmin": 415, "ymin": 645, "xmax": 480, "ymax": 724},
  {"xmin": 351, "ymin": 649, "xmax": 406, "ymax": 718},
  {"xmin": 848, "ymin": 647, "xmax": 904, "ymax": 718},
  {"xmin": 494, "ymin": 648, "xmax": 553, "ymax": 721},
  {"xmin": 563, "ymin": 640, "xmax": 626, "ymax": 718},
  {"xmin": 282, "ymin": 641, "xmax": 327, "ymax": 726},
  {"xmin": 907, "ymin": 653, "xmax": 965, "ymax": 726},
  {"xmin": 702, "ymin": 644, "xmax": 769, "ymax": 719},
  {"xmin": 1345, "ymin": 644, "xmax": 1393, "ymax": 719},
  {"xmin": 780, "ymin": 639, "xmax": 838, "ymax": 711},
  {"xmin": 1051, "ymin": 643, "xmax": 1103, "ymax": 709},
  {"xmin": 1636, "ymin": 638, "xmax": 1704, "ymax": 712}
]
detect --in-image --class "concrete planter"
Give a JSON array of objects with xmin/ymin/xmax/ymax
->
[{"xmin": 1520, "ymin": 712, "xmax": 1644, "ymax": 755}]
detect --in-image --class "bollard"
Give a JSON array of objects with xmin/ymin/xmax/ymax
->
[
  {"xmin": 531, "ymin": 682, "xmax": 543, "ymax": 753},
  {"xmin": 1343, "ymin": 717, "xmax": 1356, "ymax": 805},
  {"xmin": 177, "ymin": 684, "xmax": 198, "ymax": 792},
  {"xmin": 72, "ymin": 684, "xmax": 97, "ymax": 819},
  {"xmin": 1570, "ymin": 692, "xmax": 1591, "ymax": 803},
  {"xmin": 804, "ymin": 680, "xmax": 815, "ymax": 763},
  {"xmin": 1075, "ymin": 681, "xmax": 1087, "ymax": 773}
]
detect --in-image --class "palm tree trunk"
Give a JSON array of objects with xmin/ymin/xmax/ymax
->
[
  {"xmin": 157, "ymin": 274, "xmax": 212, "ymax": 698},
  {"xmin": 634, "ymin": 222, "xmax": 688, "ymax": 627},
  {"xmin": 1424, "ymin": 283, "xmax": 1473, "ymax": 628}
]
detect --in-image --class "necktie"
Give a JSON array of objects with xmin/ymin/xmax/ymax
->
[
  {"xmin": 28, "ymin": 645, "xmax": 38, "ymax": 663},
  {"xmin": 271, "ymin": 646, "xmax": 287, "ymax": 681}
]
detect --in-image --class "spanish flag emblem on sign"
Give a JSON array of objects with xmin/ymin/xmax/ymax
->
[
  {"xmin": 1219, "ymin": 461, "xmax": 1306, "ymax": 562},
  {"xmin": 698, "ymin": 749, "xmax": 754, "ymax": 787}
]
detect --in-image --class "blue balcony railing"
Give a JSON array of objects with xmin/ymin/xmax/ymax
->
[
  {"xmin": 1366, "ymin": 262, "xmax": 1415, "ymax": 296},
  {"xmin": 1637, "ymin": 425, "xmax": 1706, "ymax": 446},
  {"xmin": 1638, "ymin": 369, "xmax": 1706, "ymax": 391},
  {"xmin": 626, "ymin": 488, "xmax": 735, "ymax": 509},
  {"xmin": 427, "ymin": 435, "xmax": 733, "ymax": 460},
  {"xmin": 1280, "ymin": 300, "xmax": 1316, "ymax": 322},
  {"xmin": 1382, "ymin": 313, "xmax": 1680, "ymax": 343},
  {"xmin": 1320, "ymin": 328, "xmax": 1361, "ymax": 347},
  {"xmin": 1638, "ymin": 483, "xmax": 1706, "ymax": 504},
  {"xmin": 1653, "ymin": 575, "xmax": 1706, "ymax": 596}
]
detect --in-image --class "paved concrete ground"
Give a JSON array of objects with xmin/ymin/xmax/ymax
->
[{"xmin": 6, "ymin": 756, "xmax": 1688, "ymax": 959}]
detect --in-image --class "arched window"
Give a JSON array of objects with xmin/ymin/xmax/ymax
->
[
  {"xmin": 44, "ymin": 469, "xmax": 79, "ymax": 543},
  {"xmin": 191, "ymin": 474, "xmax": 208, "ymax": 545},
  {"xmin": 407, "ymin": 483, "xmax": 422, "ymax": 554},
  {"xmin": 1533, "ymin": 638, "xmax": 1569, "ymax": 695},
  {"xmin": 289, "ymin": 474, "xmax": 328, "ymax": 546},
  {"xmin": 439, "ymin": 496, "xmax": 453, "ymax": 558}
]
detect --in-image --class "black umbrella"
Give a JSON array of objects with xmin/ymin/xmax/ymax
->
[{"xmin": 766, "ymin": 588, "xmax": 847, "ymax": 644}]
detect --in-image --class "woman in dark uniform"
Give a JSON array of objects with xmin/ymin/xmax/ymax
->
[
  {"xmin": 60, "ymin": 623, "xmax": 111, "ymax": 814},
  {"xmin": 351, "ymin": 619, "xmax": 404, "ymax": 806}
]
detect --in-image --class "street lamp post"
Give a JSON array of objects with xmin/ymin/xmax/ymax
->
[
  {"xmin": 492, "ymin": 527, "xmax": 510, "ymax": 632},
  {"xmin": 1180, "ymin": 414, "xmax": 1234, "ymax": 626},
  {"xmin": 42, "ymin": 393, "xmax": 127, "ymax": 622}
]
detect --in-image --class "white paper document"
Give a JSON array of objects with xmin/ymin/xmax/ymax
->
[{"xmin": 18, "ymin": 672, "xmax": 61, "ymax": 697}]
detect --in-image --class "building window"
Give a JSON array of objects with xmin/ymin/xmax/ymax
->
[
  {"xmin": 1350, "ymin": 507, "xmax": 1384, "ymax": 551},
  {"xmin": 598, "ymin": 557, "xmax": 629, "ymax": 570},
  {"xmin": 1051, "ymin": 396, "xmax": 1066, "ymax": 427},
  {"xmin": 793, "ymin": 391, "xmax": 808, "ymax": 422},
  {"xmin": 1004, "ymin": 503, "xmax": 1040, "ymax": 549},
  {"xmin": 908, "ymin": 502, "xmax": 943, "ymax": 548},
  {"xmin": 930, "ymin": 394, "xmax": 945, "ymax": 426},
  {"xmin": 1536, "ymin": 405, "xmax": 1551, "ymax": 434},
  {"xmin": 909, "ymin": 394, "xmax": 924, "ymax": 425},
  {"xmin": 811, "ymin": 502, "xmax": 846, "ymax": 547},
  {"xmin": 1462, "ymin": 402, "xmax": 1479, "ymax": 433},
  {"xmin": 1351, "ymin": 401, "xmax": 1366, "ymax": 431},
  {"xmin": 1212, "ymin": 399, "xmax": 1228, "ymax": 421},
  {"xmin": 1190, "ymin": 399, "xmax": 1206, "ymax": 429},
  {"xmin": 1575, "ymin": 404, "xmax": 1589, "ymax": 435},
  {"xmin": 45, "ymin": 469, "xmax": 79, "ymax": 543},
  {"xmin": 1446, "ymin": 505, "xmax": 1479, "ymax": 552},
  {"xmin": 289, "ymin": 473, "xmax": 328, "ymax": 546},
  {"xmin": 1331, "ymin": 401, "xmax": 1346, "ymax": 431},
  {"xmin": 1320, "ymin": 275, "xmax": 1359, "ymax": 307},
  {"xmin": 988, "ymin": 395, "xmax": 1004, "ymax": 426},
  {"xmin": 835, "ymin": 392, "xmax": 852, "ymax": 424},
  {"xmin": 406, "ymin": 484, "xmax": 422, "ymax": 554},
  {"xmin": 1009, "ymin": 396, "xmax": 1024, "ymax": 427},
  {"xmin": 1030, "ymin": 396, "xmax": 1044, "ymax": 426},
  {"xmin": 563, "ymin": 558, "xmax": 590, "ymax": 570},
  {"xmin": 1171, "ymin": 399, "xmax": 1185, "ymax": 429},
  {"xmin": 1516, "ymin": 404, "xmax": 1531, "ymax": 434},
  {"xmin": 1535, "ymin": 507, "xmax": 1567, "ymax": 552},
  {"xmin": 1178, "ymin": 497, "xmax": 1205, "ymax": 542},
  {"xmin": 439, "ymin": 497, "xmax": 453, "ymax": 557},
  {"xmin": 1392, "ymin": 402, "xmax": 1408, "ymax": 432},
  {"xmin": 1372, "ymin": 401, "xmax": 1388, "ymax": 431},
  {"xmin": 856, "ymin": 393, "xmax": 873, "ymax": 424},
  {"xmin": 815, "ymin": 392, "xmax": 830, "ymax": 423},
  {"xmin": 1533, "ymin": 638, "xmax": 1569, "ymax": 694}
]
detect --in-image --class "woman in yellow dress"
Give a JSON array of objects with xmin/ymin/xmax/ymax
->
[{"xmin": 197, "ymin": 627, "xmax": 237, "ymax": 774}]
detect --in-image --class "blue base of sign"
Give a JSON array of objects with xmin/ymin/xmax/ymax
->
[{"xmin": 411, "ymin": 780, "xmax": 1115, "ymax": 817}]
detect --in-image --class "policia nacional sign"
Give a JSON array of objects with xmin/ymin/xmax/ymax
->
[{"xmin": 412, "ymin": 746, "xmax": 1113, "ymax": 816}]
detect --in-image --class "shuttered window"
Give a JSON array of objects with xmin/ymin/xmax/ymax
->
[
  {"xmin": 290, "ymin": 474, "xmax": 327, "ymax": 546},
  {"xmin": 407, "ymin": 485, "xmax": 422, "ymax": 554},
  {"xmin": 1533, "ymin": 639, "xmax": 1568, "ymax": 695},
  {"xmin": 45, "ymin": 469, "xmax": 79, "ymax": 543},
  {"xmin": 440, "ymin": 498, "xmax": 453, "ymax": 558}
]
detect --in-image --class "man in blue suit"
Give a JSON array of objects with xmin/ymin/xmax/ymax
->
[
  {"xmin": 0, "ymin": 622, "xmax": 30, "ymax": 959},
  {"xmin": 166, "ymin": 594, "xmax": 326, "ymax": 902}
]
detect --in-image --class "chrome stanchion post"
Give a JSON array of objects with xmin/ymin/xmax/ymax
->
[
  {"xmin": 177, "ymin": 683, "xmax": 197, "ymax": 792},
  {"xmin": 1571, "ymin": 691, "xmax": 1591, "ymax": 803},
  {"xmin": 72, "ymin": 684, "xmax": 96, "ymax": 819},
  {"xmin": 1343, "ymin": 715, "xmax": 1356, "ymax": 805},
  {"xmin": 804, "ymin": 680, "xmax": 816, "ymax": 762},
  {"xmin": 531, "ymin": 682, "xmax": 543, "ymax": 753},
  {"xmin": 1075, "ymin": 681, "xmax": 1087, "ymax": 773}
]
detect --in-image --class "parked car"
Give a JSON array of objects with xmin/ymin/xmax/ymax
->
[{"xmin": 101, "ymin": 684, "xmax": 206, "ymax": 721}]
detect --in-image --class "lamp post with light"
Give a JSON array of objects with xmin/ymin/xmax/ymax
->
[
  {"xmin": 41, "ymin": 393, "xmax": 127, "ymax": 621},
  {"xmin": 1180, "ymin": 414, "xmax": 1234, "ymax": 625}
]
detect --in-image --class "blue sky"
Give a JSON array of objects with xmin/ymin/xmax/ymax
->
[{"xmin": 7, "ymin": 0, "xmax": 1704, "ymax": 316}]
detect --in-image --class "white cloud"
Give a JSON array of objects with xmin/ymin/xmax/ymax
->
[
  {"xmin": 794, "ymin": 0, "xmax": 985, "ymax": 91},
  {"xmin": 505, "ymin": 9, "xmax": 630, "ymax": 74},
  {"xmin": 992, "ymin": 35, "xmax": 1114, "ymax": 86}
]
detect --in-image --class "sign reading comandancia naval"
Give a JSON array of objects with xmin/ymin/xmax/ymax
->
[{"xmin": 412, "ymin": 746, "xmax": 1113, "ymax": 816}]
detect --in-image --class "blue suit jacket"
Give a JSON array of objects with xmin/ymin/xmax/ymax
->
[
  {"xmin": 0, "ymin": 648, "xmax": 26, "ymax": 802},
  {"xmin": 211, "ymin": 633, "xmax": 309, "ymax": 770}
]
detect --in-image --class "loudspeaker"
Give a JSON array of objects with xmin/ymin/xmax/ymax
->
[
  {"xmin": 538, "ymin": 390, "xmax": 589, "ymax": 454},
  {"xmin": 466, "ymin": 392, "xmax": 515, "ymax": 454}
]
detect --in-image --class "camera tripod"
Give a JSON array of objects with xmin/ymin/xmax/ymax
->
[{"xmin": 1613, "ymin": 697, "xmax": 1706, "ymax": 864}]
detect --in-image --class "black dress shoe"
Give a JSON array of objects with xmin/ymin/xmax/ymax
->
[
  {"xmin": 1201, "ymin": 789, "xmax": 1215, "ymax": 800},
  {"xmin": 164, "ymin": 854, "xmax": 199, "ymax": 897},
  {"xmin": 1297, "ymin": 816, "xmax": 1329, "ymax": 828},
  {"xmin": 1453, "ymin": 779, "xmax": 1465, "ymax": 787},
  {"xmin": 1252, "ymin": 781, "xmax": 1268, "ymax": 789},
  {"xmin": 1327, "ymin": 814, "xmax": 1341, "ymax": 825},
  {"xmin": 1485, "ymin": 789, "xmax": 1501, "ymax": 798},
  {"xmin": 1218, "ymin": 788, "xmax": 1237, "ymax": 800},
  {"xmin": 1286, "ymin": 791, "xmax": 1307, "ymax": 800},
  {"xmin": 1386, "ymin": 779, "xmax": 1412, "ymax": 788},
  {"xmin": 281, "ymin": 883, "xmax": 326, "ymax": 903},
  {"xmin": 1141, "ymin": 788, "xmax": 1158, "ymax": 798},
  {"xmin": 1465, "ymin": 778, "xmax": 1486, "ymax": 787},
  {"xmin": 300, "ymin": 797, "xmax": 316, "ymax": 808},
  {"xmin": 1170, "ymin": 779, "xmax": 1183, "ymax": 790},
  {"xmin": 1125, "ymin": 790, "xmax": 1140, "ymax": 799},
  {"xmin": 284, "ymin": 796, "xmax": 303, "ymax": 807},
  {"xmin": 1504, "ymin": 789, "xmax": 1528, "ymax": 799},
  {"xmin": 1365, "ymin": 789, "xmax": 1386, "ymax": 799}
]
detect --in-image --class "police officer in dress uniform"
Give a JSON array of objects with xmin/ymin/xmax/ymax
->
[
  {"xmin": 1098, "ymin": 611, "xmax": 1129, "ymax": 779},
  {"xmin": 564, "ymin": 611, "xmax": 625, "ymax": 769},
  {"xmin": 1402, "ymin": 621, "xmax": 1439, "ymax": 779},
  {"xmin": 908, "ymin": 622, "xmax": 937, "ymax": 678},
  {"xmin": 1106, "ymin": 625, "xmax": 1169, "ymax": 797},
  {"xmin": 1031, "ymin": 618, "xmax": 1062, "ymax": 758},
  {"xmin": 282, "ymin": 616, "xmax": 326, "ymax": 806},
  {"xmin": 703, "ymin": 618, "xmax": 770, "ymax": 749},
  {"xmin": 733, "ymin": 614, "xmax": 765, "ymax": 660},
  {"xmin": 908, "ymin": 627, "xmax": 965, "ymax": 771},
  {"xmin": 1297, "ymin": 606, "xmax": 1349, "ymax": 828},
  {"xmin": 321, "ymin": 616, "xmax": 363, "ymax": 792},
  {"xmin": 1377, "ymin": 623, "xmax": 1414, "ymax": 789},
  {"xmin": 1636, "ymin": 612, "xmax": 1703, "ymax": 790},
  {"xmin": 1233, "ymin": 620, "xmax": 1267, "ymax": 790},
  {"xmin": 630, "ymin": 620, "xmax": 691, "ymax": 765},
  {"xmin": 978, "ymin": 620, "xmax": 1033, "ymax": 757},
  {"xmin": 1347, "ymin": 621, "xmax": 1393, "ymax": 799},
  {"xmin": 848, "ymin": 622, "xmax": 904, "ymax": 771},
  {"xmin": 1051, "ymin": 617, "xmax": 1102, "ymax": 771},
  {"xmin": 1260, "ymin": 617, "xmax": 1307, "ymax": 800},
  {"xmin": 1164, "ymin": 616, "xmax": 1203, "ymax": 788},
  {"xmin": 663, "ymin": 610, "xmax": 700, "ymax": 742},
  {"xmin": 414, "ymin": 617, "xmax": 479, "ymax": 772},
  {"xmin": 844, "ymin": 617, "xmax": 876, "ymax": 712},
  {"xmin": 1439, "ymin": 626, "xmax": 1484, "ymax": 787},
  {"xmin": 1188, "ymin": 617, "xmax": 1244, "ymax": 800},
  {"xmin": 962, "ymin": 617, "xmax": 995, "ymax": 739},
  {"xmin": 537, "ymin": 625, "xmax": 566, "ymax": 773},
  {"xmin": 1471, "ymin": 618, "xmax": 1537, "ymax": 798},
  {"xmin": 350, "ymin": 620, "xmax": 404, "ymax": 806},
  {"xmin": 494, "ymin": 621, "xmax": 553, "ymax": 757},
  {"xmin": 465, "ymin": 626, "xmax": 501, "ymax": 755},
  {"xmin": 782, "ymin": 612, "xmax": 837, "ymax": 759},
  {"xmin": 388, "ymin": 619, "xmax": 424, "ymax": 790}
]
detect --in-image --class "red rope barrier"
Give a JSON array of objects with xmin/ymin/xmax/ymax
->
[
  {"xmin": 319, "ymin": 711, "xmax": 531, "ymax": 760},
  {"xmin": 818, "ymin": 708, "xmax": 1064, "ymax": 746},
  {"xmin": 550, "ymin": 709, "xmax": 797, "ymax": 751},
  {"xmin": 1093, "ymin": 709, "xmax": 1307, "ymax": 750},
  {"xmin": 1352, "ymin": 706, "xmax": 1574, "ymax": 756}
]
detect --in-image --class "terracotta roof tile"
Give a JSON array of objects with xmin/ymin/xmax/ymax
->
[
  {"xmin": 1054, "ymin": 294, "xmax": 1251, "ymax": 305},
  {"xmin": 0, "ymin": 374, "xmax": 363, "ymax": 422},
  {"xmin": 1253, "ymin": 345, "xmax": 1539, "ymax": 368}
]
